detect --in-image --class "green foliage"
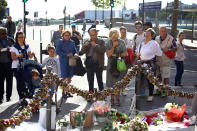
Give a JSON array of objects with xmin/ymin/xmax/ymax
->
[
  {"xmin": 0, "ymin": 0, "xmax": 7, "ymax": 20},
  {"xmin": 91, "ymin": 0, "xmax": 121, "ymax": 9}
]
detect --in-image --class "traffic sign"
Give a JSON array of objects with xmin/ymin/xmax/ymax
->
[{"xmin": 139, "ymin": 1, "xmax": 162, "ymax": 11}]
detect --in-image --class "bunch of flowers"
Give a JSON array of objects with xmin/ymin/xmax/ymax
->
[
  {"xmin": 57, "ymin": 117, "xmax": 69, "ymax": 127},
  {"xmin": 125, "ymin": 117, "xmax": 148, "ymax": 131},
  {"xmin": 72, "ymin": 110, "xmax": 88, "ymax": 127},
  {"xmin": 110, "ymin": 110, "xmax": 130, "ymax": 124},
  {"xmin": 137, "ymin": 113, "xmax": 163, "ymax": 126},
  {"xmin": 164, "ymin": 103, "xmax": 179, "ymax": 114},
  {"xmin": 92, "ymin": 101, "xmax": 111, "ymax": 118},
  {"xmin": 164, "ymin": 103, "xmax": 188, "ymax": 122}
]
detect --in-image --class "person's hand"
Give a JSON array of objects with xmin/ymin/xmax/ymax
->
[
  {"xmin": 7, "ymin": 47, "xmax": 10, "ymax": 51},
  {"xmin": 84, "ymin": 41, "xmax": 89, "ymax": 46},
  {"xmin": 67, "ymin": 53, "xmax": 73, "ymax": 57},
  {"xmin": 163, "ymin": 47, "xmax": 168, "ymax": 52},
  {"xmin": 112, "ymin": 54, "xmax": 116, "ymax": 57},
  {"xmin": 18, "ymin": 54, "xmax": 23, "ymax": 58},
  {"xmin": 74, "ymin": 55, "xmax": 78, "ymax": 59},
  {"xmin": 91, "ymin": 41, "xmax": 96, "ymax": 47},
  {"xmin": 112, "ymin": 40, "xmax": 118, "ymax": 48},
  {"xmin": 31, "ymin": 52, "xmax": 35, "ymax": 56},
  {"xmin": 136, "ymin": 53, "xmax": 141, "ymax": 58}
]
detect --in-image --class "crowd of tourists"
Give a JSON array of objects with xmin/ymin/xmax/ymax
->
[{"xmin": 0, "ymin": 17, "xmax": 186, "ymax": 107}]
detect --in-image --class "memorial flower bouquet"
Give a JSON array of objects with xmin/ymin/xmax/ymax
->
[
  {"xmin": 164, "ymin": 103, "xmax": 179, "ymax": 114},
  {"xmin": 72, "ymin": 110, "xmax": 88, "ymax": 127},
  {"xmin": 92, "ymin": 101, "xmax": 111, "ymax": 118},
  {"xmin": 164, "ymin": 103, "xmax": 188, "ymax": 122},
  {"xmin": 125, "ymin": 117, "xmax": 148, "ymax": 131},
  {"xmin": 57, "ymin": 117, "xmax": 69, "ymax": 127}
]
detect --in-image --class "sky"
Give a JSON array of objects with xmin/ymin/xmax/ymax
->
[{"xmin": 5, "ymin": 0, "xmax": 197, "ymax": 20}]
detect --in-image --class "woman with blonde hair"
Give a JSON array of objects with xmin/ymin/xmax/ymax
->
[
  {"xmin": 56, "ymin": 30, "xmax": 77, "ymax": 98},
  {"xmin": 106, "ymin": 28, "xmax": 127, "ymax": 106}
]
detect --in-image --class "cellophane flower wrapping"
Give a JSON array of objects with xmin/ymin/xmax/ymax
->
[
  {"xmin": 166, "ymin": 104, "xmax": 186, "ymax": 122},
  {"xmin": 92, "ymin": 101, "xmax": 111, "ymax": 118}
]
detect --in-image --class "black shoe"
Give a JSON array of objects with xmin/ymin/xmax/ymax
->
[
  {"xmin": 6, "ymin": 98, "xmax": 11, "ymax": 102},
  {"xmin": 20, "ymin": 99, "xmax": 28, "ymax": 107},
  {"xmin": 87, "ymin": 99, "xmax": 92, "ymax": 102},
  {"xmin": 67, "ymin": 93, "xmax": 73, "ymax": 98}
]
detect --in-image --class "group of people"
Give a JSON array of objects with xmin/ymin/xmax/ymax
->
[
  {"xmin": 0, "ymin": 19, "xmax": 186, "ymax": 107},
  {"xmin": 132, "ymin": 21, "xmax": 185, "ymax": 101},
  {"xmin": 50, "ymin": 20, "xmax": 186, "ymax": 105}
]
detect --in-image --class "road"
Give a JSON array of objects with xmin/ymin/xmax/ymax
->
[{"xmin": 0, "ymin": 24, "xmax": 197, "ymax": 129}]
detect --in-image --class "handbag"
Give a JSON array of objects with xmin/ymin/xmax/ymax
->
[
  {"xmin": 117, "ymin": 57, "xmax": 127, "ymax": 72},
  {"xmin": 125, "ymin": 48, "xmax": 134, "ymax": 64},
  {"xmin": 163, "ymin": 37, "xmax": 176, "ymax": 59},
  {"xmin": 164, "ymin": 51, "xmax": 175, "ymax": 59},
  {"xmin": 69, "ymin": 57, "xmax": 77, "ymax": 67},
  {"xmin": 109, "ymin": 57, "xmax": 120, "ymax": 78},
  {"xmin": 74, "ymin": 57, "xmax": 86, "ymax": 76}
]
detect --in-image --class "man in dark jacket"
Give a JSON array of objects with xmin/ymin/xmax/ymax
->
[
  {"xmin": 79, "ymin": 28, "xmax": 105, "ymax": 97},
  {"xmin": 0, "ymin": 27, "xmax": 14, "ymax": 104},
  {"xmin": 4, "ymin": 16, "xmax": 16, "ymax": 38},
  {"xmin": 51, "ymin": 25, "xmax": 63, "ymax": 47}
]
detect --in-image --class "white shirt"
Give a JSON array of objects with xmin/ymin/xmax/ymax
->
[
  {"xmin": 42, "ymin": 56, "xmax": 61, "ymax": 77},
  {"xmin": 10, "ymin": 46, "xmax": 31, "ymax": 68},
  {"xmin": 137, "ymin": 40, "xmax": 162, "ymax": 61},
  {"xmin": 131, "ymin": 32, "xmax": 145, "ymax": 51},
  {"xmin": 121, "ymin": 37, "xmax": 132, "ymax": 49},
  {"xmin": 175, "ymin": 41, "xmax": 186, "ymax": 61}
]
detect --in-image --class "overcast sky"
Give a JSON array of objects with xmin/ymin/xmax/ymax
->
[{"xmin": 6, "ymin": 0, "xmax": 197, "ymax": 20}]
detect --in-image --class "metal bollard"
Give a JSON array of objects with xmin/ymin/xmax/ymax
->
[
  {"xmin": 46, "ymin": 94, "xmax": 52, "ymax": 131},
  {"xmin": 33, "ymin": 28, "xmax": 34, "ymax": 40},
  {"xmin": 46, "ymin": 67, "xmax": 53, "ymax": 131},
  {"xmin": 135, "ymin": 70, "xmax": 141, "ymax": 114},
  {"xmin": 40, "ymin": 42, "xmax": 42, "ymax": 64},
  {"xmin": 40, "ymin": 29, "xmax": 42, "ymax": 42}
]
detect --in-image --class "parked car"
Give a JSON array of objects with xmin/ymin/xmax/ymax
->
[
  {"xmin": 71, "ymin": 19, "xmax": 83, "ymax": 24},
  {"xmin": 85, "ymin": 19, "xmax": 93, "ymax": 23}
]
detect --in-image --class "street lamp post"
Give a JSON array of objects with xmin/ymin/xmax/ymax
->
[
  {"xmin": 23, "ymin": 1, "xmax": 26, "ymax": 37},
  {"xmin": 46, "ymin": 11, "xmax": 48, "ymax": 26},
  {"xmin": 142, "ymin": 0, "xmax": 145, "ymax": 24},
  {"xmin": 45, "ymin": 0, "xmax": 47, "ymax": 26},
  {"xmin": 63, "ymin": 6, "xmax": 66, "ymax": 30},
  {"xmin": 110, "ymin": 6, "xmax": 113, "ymax": 29}
]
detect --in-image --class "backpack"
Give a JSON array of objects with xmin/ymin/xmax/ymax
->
[{"xmin": 71, "ymin": 31, "xmax": 80, "ymax": 46}]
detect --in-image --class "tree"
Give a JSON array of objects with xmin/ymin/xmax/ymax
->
[
  {"xmin": 171, "ymin": 0, "xmax": 179, "ymax": 38},
  {"xmin": 0, "ymin": 0, "xmax": 7, "ymax": 20},
  {"xmin": 91, "ymin": 0, "xmax": 121, "ymax": 9}
]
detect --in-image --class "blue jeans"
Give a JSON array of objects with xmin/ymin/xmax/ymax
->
[
  {"xmin": 174, "ymin": 60, "xmax": 184, "ymax": 86},
  {"xmin": 13, "ymin": 68, "xmax": 26, "ymax": 99}
]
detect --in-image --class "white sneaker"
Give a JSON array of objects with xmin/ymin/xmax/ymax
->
[{"xmin": 147, "ymin": 96, "xmax": 153, "ymax": 102}]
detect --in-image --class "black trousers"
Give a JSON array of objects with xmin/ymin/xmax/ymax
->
[
  {"xmin": 86, "ymin": 64, "xmax": 104, "ymax": 92},
  {"xmin": 135, "ymin": 73, "xmax": 154, "ymax": 96},
  {"xmin": 0, "ymin": 62, "xmax": 13, "ymax": 100},
  {"xmin": 13, "ymin": 68, "xmax": 26, "ymax": 100}
]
